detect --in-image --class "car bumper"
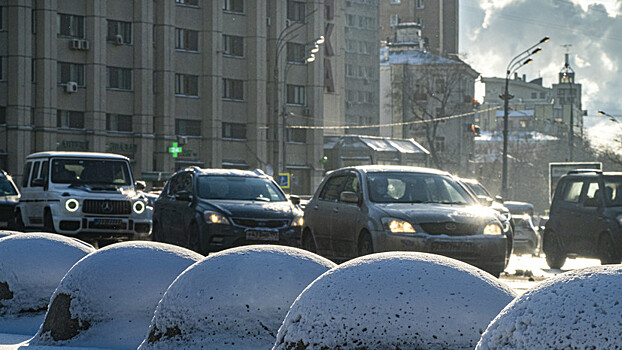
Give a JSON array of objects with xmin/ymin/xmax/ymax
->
[
  {"xmin": 198, "ymin": 222, "xmax": 302, "ymax": 253},
  {"xmin": 513, "ymin": 230, "xmax": 539, "ymax": 254},
  {"xmin": 53, "ymin": 215, "xmax": 152, "ymax": 239},
  {"xmin": 372, "ymin": 230, "xmax": 507, "ymax": 274}
]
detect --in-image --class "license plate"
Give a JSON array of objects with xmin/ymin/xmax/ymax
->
[
  {"xmin": 431, "ymin": 241, "xmax": 472, "ymax": 251},
  {"xmin": 93, "ymin": 219, "xmax": 123, "ymax": 228},
  {"xmin": 246, "ymin": 230, "xmax": 279, "ymax": 241}
]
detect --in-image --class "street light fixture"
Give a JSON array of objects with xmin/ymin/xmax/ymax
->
[
  {"xmin": 501, "ymin": 36, "xmax": 549, "ymax": 199},
  {"xmin": 598, "ymin": 110, "xmax": 618, "ymax": 123}
]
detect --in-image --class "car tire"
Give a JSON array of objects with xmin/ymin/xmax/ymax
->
[
  {"xmin": 301, "ymin": 230, "xmax": 317, "ymax": 253},
  {"xmin": 598, "ymin": 234, "xmax": 621, "ymax": 265},
  {"xmin": 187, "ymin": 222, "xmax": 201, "ymax": 254},
  {"xmin": 543, "ymin": 230, "xmax": 566, "ymax": 269},
  {"xmin": 43, "ymin": 209, "xmax": 56, "ymax": 233},
  {"xmin": 357, "ymin": 231, "xmax": 374, "ymax": 257},
  {"xmin": 13, "ymin": 210, "xmax": 25, "ymax": 232}
]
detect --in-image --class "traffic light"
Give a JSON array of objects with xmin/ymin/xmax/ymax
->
[{"xmin": 320, "ymin": 156, "xmax": 328, "ymax": 165}]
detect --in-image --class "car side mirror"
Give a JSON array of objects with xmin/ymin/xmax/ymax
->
[
  {"xmin": 495, "ymin": 195, "xmax": 504, "ymax": 203},
  {"xmin": 477, "ymin": 195, "xmax": 493, "ymax": 206},
  {"xmin": 289, "ymin": 195, "xmax": 301, "ymax": 205},
  {"xmin": 175, "ymin": 190, "xmax": 192, "ymax": 201},
  {"xmin": 31, "ymin": 178, "xmax": 45, "ymax": 187},
  {"xmin": 135, "ymin": 181, "xmax": 146, "ymax": 191},
  {"xmin": 340, "ymin": 191, "xmax": 359, "ymax": 204}
]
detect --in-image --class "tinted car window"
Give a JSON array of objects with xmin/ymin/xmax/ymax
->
[
  {"xmin": 343, "ymin": 174, "xmax": 360, "ymax": 194},
  {"xmin": 603, "ymin": 176, "xmax": 622, "ymax": 207},
  {"xmin": 197, "ymin": 175, "xmax": 286, "ymax": 202},
  {"xmin": 30, "ymin": 161, "xmax": 40, "ymax": 187},
  {"xmin": 468, "ymin": 183, "xmax": 490, "ymax": 197},
  {"xmin": 0, "ymin": 177, "xmax": 17, "ymax": 196},
  {"xmin": 561, "ymin": 180, "xmax": 583, "ymax": 203},
  {"xmin": 22, "ymin": 162, "xmax": 32, "ymax": 188},
  {"xmin": 367, "ymin": 172, "xmax": 474, "ymax": 204},
  {"xmin": 319, "ymin": 175, "xmax": 347, "ymax": 201},
  {"xmin": 51, "ymin": 158, "xmax": 132, "ymax": 185}
]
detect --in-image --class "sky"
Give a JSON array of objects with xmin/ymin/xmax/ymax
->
[{"xmin": 459, "ymin": 0, "xmax": 622, "ymax": 149}]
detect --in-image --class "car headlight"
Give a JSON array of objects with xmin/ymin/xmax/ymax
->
[
  {"xmin": 65, "ymin": 198, "xmax": 79, "ymax": 212},
  {"xmin": 133, "ymin": 200, "xmax": 146, "ymax": 214},
  {"xmin": 617, "ymin": 215, "xmax": 622, "ymax": 226},
  {"xmin": 381, "ymin": 217, "xmax": 416, "ymax": 233},
  {"xmin": 483, "ymin": 223, "xmax": 503, "ymax": 235},
  {"xmin": 291, "ymin": 216, "xmax": 304, "ymax": 227},
  {"xmin": 203, "ymin": 211, "xmax": 230, "ymax": 225}
]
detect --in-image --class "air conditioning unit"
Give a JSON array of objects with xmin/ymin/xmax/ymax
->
[
  {"xmin": 80, "ymin": 40, "xmax": 90, "ymax": 50},
  {"xmin": 70, "ymin": 39, "xmax": 81, "ymax": 50},
  {"xmin": 65, "ymin": 81, "xmax": 78, "ymax": 93},
  {"xmin": 114, "ymin": 34, "xmax": 124, "ymax": 45}
]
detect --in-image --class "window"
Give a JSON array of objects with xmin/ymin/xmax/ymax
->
[
  {"xmin": 107, "ymin": 67, "xmax": 132, "ymax": 90},
  {"xmin": 31, "ymin": 58, "xmax": 36, "ymax": 83},
  {"xmin": 390, "ymin": 0, "xmax": 401, "ymax": 4},
  {"xmin": 176, "ymin": 0, "xmax": 199, "ymax": 6},
  {"xmin": 175, "ymin": 119, "xmax": 201, "ymax": 136},
  {"xmin": 346, "ymin": 64, "xmax": 356, "ymax": 77},
  {"xmin": 287, "ymin": 128, "xmax": 306, "ymax": 143},
  {"xmin": 0, "ymin": 57, "xmax": 4, "ymax": 81},
  {"xmin": 434, "ymin": 136, "xmax": 445, "ymax": 152},
  {"xmin": 223, "ymin": 35, "xmax": 244, "ymax": 57},
  {"xmin": 287, "ymin": 42, "xmax": 306, "ymax": 63},
  {"xmin": 106, "ymin": 114, "xmax": 132, "ymax": 132},
  {"xmin": 531, "ymin": 92, "xmax": 537, "ymax": 99},
  {"xmin": 416, "ymin": 0, "xmax": 424, "ymax": 9},
  {"xmin": 30, "ymin": 162, "xmax": 40, "ymax": 187},
  {"xmin": 561, "ymin": 180, "xmax": 583, "ymax": 203},
  {"xmin": 223, "ymin": 0, "xmax": 244, "ymax": 13},
  {"xmin": 57, "ymin": 14, "xmax": 84, "ymax": 38},
  {"xmin": 390, "ymin": 14, "xmax": 399, "ymax": 27},
  {"xmin": 287, "ymin": 1, "xmax": 306, "ymax": 22},
  {"xmin": 223, "ymin": 78, "xmax": 244, "ymax": 100},
  {"xmin": 107, "ymin": 20, "xmax": 132, "ymax": 44},
  {"xmin": 0, "ymin": 7, "xmax": 4, "ymax": 31},
  {"xmin": 346, "ymin": 14, "xmax": 356, "ymax": 26},
  {"xmin": 57, "ymin": 62, "xmax": 85, "ymax": 86},
  {"xmin": 175, "ymin": 28, "xmax": 198, "ymax": 51},
  {"xmin": 22, "ymin": 162, "xmax": 32, "ymax": 188},
  {"xmin": 57, "ymin": 110, "xmax": 85, "ymax": 129},
  {"xmin": 222, "ymin": 122, "xmax": 246, "ymax": 139},
  {"xmin": 519, "ymin": 120, "xmax": 527, "ymax": 129},
  {"xmin": 319, "ymin": 175, "xmax": 347, "ymax": 201},
  {"xmin": 540, "ymin": 92, "xmax": 546, "ymax": 99},
  {"xmin": 0, "ymin": 107, "xmax": 5, "ymax": 124},
  {"xmin": 175, "ymin": 74, "xmax": 199, "ymax": 97},
  {"xmin": 287, "ymin": 84, "xmax": 305, "ymax": 105}
]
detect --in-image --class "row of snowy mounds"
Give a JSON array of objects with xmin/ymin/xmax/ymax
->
[
  {"xmin": 477, "ymin": 265, "xmax": 622, "ymax": 349},
  {"xmin": 0, "ymin": 231, "xmax": 20, "ymax": 239},
  {"xmin": 0, "ymin": 233, "xmax": 95, "ymax": 331},
  {"xmin": 274, "ymin": 252, "xmax": 518, "ymax": 350},
  {"xmin": 30, "ymin": 241, "xmax": 203, "ymax": 350},
  {"xmin": 139, "ymin": 245, "xmax": 337, "ymax": 350}
]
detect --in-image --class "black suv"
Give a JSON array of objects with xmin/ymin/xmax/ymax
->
[
  {"xmin": 152, "ymin": 167, "xmax": 304, "ymax": 254},
  {"xmin": 544, "ymin": 169, "xmax": 622, "ymax": 268}
]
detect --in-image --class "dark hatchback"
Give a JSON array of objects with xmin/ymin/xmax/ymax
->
[
  {"xmin": 0, "ymin": 170, "xmax": 20, "ymax": 230},
  {"xmin": 302, "ymin": 166, "xmax": 511, "ymax": 277},
  {"xmin": 152, "ymin": 167, "xmax": 304, "ymax": 254}
]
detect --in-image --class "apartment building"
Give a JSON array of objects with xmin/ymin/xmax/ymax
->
[
  {"xmin": 379, "ymin": 0, "xmax": 458, "ymax": 56},
  {"xmin": 0, "ymin": 0, "xmax": 329, "ymax": 195}
]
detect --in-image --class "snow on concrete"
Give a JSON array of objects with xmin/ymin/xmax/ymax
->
[
  {"xmin": 274, "ymin": 252, "xmax": 517, "ymax": 350},
  {"xmin": 0, "ymin": 231, "xmax": 19, "ymax": 239},
  {"xmin": 477, "ymin": 265, "xmax": 622, "ymax": 349},
  {"xmin": 0, "ymin": 233, "xmax": 95, "ymax": 335},
  {"xmin": 139, "ymin": 245, "xmax": 336, "ymax": 350},
  {"xmin": 29, "ymin": 241, "xmax": 202, "ymax": 350}
]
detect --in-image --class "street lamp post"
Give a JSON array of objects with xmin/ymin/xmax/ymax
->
[
  {"xmin": 598, "ymin": 110, "xmax": 618, "ymax": 123},
  {"xmin": 500, "ymin": 36, "xmax": 549, "ymax": 199}
]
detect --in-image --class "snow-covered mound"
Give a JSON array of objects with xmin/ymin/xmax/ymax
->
[
  {"xmin": 0, "ymin": 233, "xmax": 94, "ymax": 325},
  {"xmin": 30, "ymin": 241, "xmax": 203, "ymax": 350},
  {"xmin": 274, "ymin": 252, "xmax": 517, "ymax": 350},
  {"xmin": 139, "ymin": 245, "xmax": 336, "ymax": 350},
  {"xmin": 477, "ymin": 265, "xmax": 622, "ymax": 349},
  {"xmin": 0, "ymin": 231, "xmax": 20, "ymax": 239}
]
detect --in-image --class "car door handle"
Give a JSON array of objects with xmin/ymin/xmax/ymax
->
[
  {"xmin": 313, "ymin": 205, "xmax": 319, "ymax": 210},
  {"xmin": 333, "ymin": 208, "xmax": 339, "ymax": 213}
]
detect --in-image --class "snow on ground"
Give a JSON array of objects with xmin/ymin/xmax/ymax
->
[
  {"xmin": 274, "ymin": 252, "xmax": 517, "ymax": 350},
  {"xmin": 28, "ymin": 241, "xmax": 203, "ymax": 350},
  {"xmin": 139, "ymin": 245, "xmax": 336, "ymax": 350},
  {"xmin": 0, "ymin": 231, "xmax": 19, "ymax": 239},
  {"xmin": 476, "ymin": 265, "xmax": 622, "ymax": 349},
  {"xmin": 0, "ymin": 233, "xmax": 95, "ymax": 335}
]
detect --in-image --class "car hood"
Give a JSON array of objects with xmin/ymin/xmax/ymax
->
[
  {"xmin": 374, "ymin": 203, "xmax": 499, "ymax": 225},
  {"xmin": 47, "ymin": 184, "xmax": 139, "ymax": 199},
  {"xmin": 199, "ymin": 199, "xmax": 298, "ymax": 218}
]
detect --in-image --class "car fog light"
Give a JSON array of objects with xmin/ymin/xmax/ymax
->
[
  {"xmin": 133, "ymin": 201, "xmax": 145, "ymax": 214},
  {"xmin": 291, "ymin": 216, "xmax": 304, "ymax": 227},
  {"xmin": 65, "ymin": 198, "xmax": 79, "ymax": 212},
  {"xmin": 483, "ymin": 223, "xmax": 502, "ymax": 235}
]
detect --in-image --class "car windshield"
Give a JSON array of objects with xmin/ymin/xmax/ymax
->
[
  {"xmin": 51, "ymin": 158, "xmax": 132, "ymax": 186},
  {"xmin": 467, "ymin": 182, "xmax": 491, "ymax": 198},
  {"xmin": 197, "ymin": 175, "xmax": 286, "ymax": 202},
  {"xmin": 602, "ymin": 176, "xmax": 622, "ymax": 207},
  {"xmin": 367, "ymin": 172, "xmax": 476, "ymax": 204},
  {"xmin": 0, "ymin": 177, "xmax": 17, "ymax": 196}
]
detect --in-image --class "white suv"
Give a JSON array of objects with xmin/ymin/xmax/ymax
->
[{"xmin": 16, "ymin": 152, "xmax": 151, "ymax": 241}]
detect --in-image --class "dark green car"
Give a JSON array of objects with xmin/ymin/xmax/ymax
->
[{"xmin": 152, "ymin": 167, "xmax": 304, "ymax": 254}]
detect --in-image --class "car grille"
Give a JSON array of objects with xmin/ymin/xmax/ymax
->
[
  {"xmin": 231, "ymin": 218, "xmax": 289, "ymax": 229},
  {"xmin": 420, "ymin": 222, "xmax": 479, "ymax": 236},
  {"xmin": 83, "ymin": 200, "xmax": 131, "ymax": 215}
]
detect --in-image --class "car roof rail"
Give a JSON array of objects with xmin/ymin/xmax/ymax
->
[
  {"xmin": 566, "ymin": 169, "xmax": 602, "ymax": 175},
  {"xmin": 253, "ymin": 168, "xmax": 266, "ymax": 176}
]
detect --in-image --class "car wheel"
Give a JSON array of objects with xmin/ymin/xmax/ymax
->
[
  {"xmin": 544, "ymin": 230, "xmax": 566, "ymax": 269},
  {"xmin": 357, "ymin": 231, "xmax": 374, "ymax": 257},
  {"xmin": 301, "ymin": 230, "xmax": 317, "ymax": 253},
  {"xmin": 43, "ymin": 209, "xmax": 56, "ymax": 233},
  {"xmin": 187, "ymin": 222, "xmax": 201, "ymax": 254},
  {"xmin": 599, "ymin": 234, "xmax": 621, "ymax": 265},
  {"xmin": 13, "ymin": 210, "xmax": 25, "ymax": 232}
]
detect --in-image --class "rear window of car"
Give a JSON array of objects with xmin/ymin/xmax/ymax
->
[
  {"xmin": 0, "ymin": 177, "xmax": 18, "ymax": 196},
  {"xmin": 197, "ymin": 175, "xmax": 286, "ymax": 202}
]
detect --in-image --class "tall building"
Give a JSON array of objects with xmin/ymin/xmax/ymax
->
[
  {"xmin": 379, "ymin": 0, "xmax": 458, "ymax": 57},
  {"xmin": 0, "ymin": 0, "xmax": 331, "ymax": 195}
]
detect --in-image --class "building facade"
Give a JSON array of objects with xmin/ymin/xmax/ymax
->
[
  {"xmin": 379, "ymin": 0, "xmax": 458, "ymax": 56},
  {"xmin": 0, "ymin": 0, "xmax": 333, "ymax": 195}
]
